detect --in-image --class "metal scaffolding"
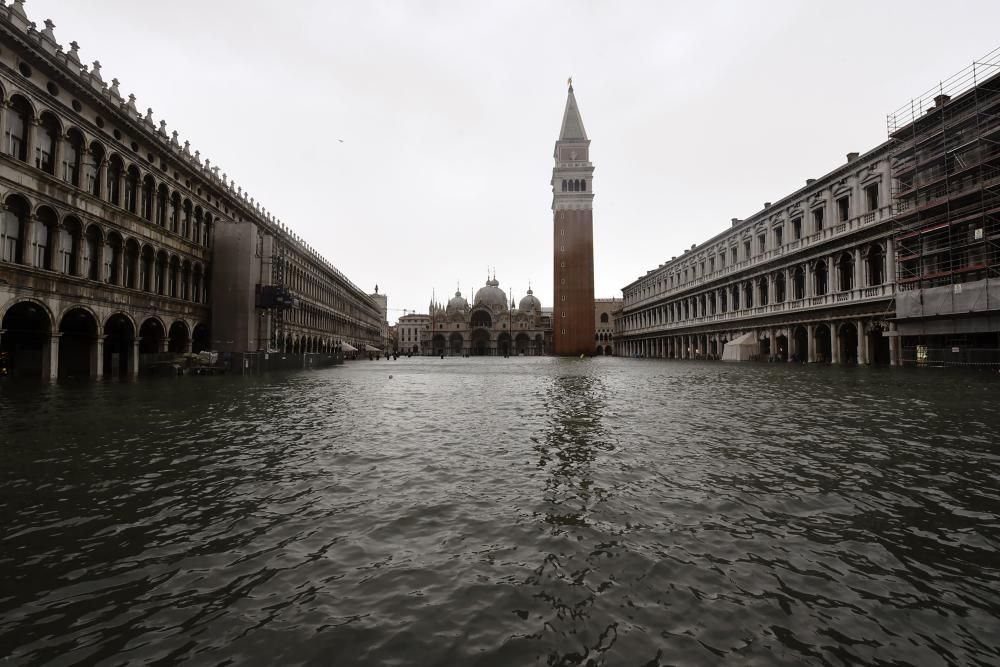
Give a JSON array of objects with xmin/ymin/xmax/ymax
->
[{"xmin": 887, "ymin": 47, "xmax": 1000, "ymax": 291}]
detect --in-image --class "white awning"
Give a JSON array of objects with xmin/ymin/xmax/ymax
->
[
  {"xmin": 340, "ymin": 342, "xmax": 358, "ymax": 352},
  {"xmin": 366, "ymin": 346, "xmax": 382, "ymax": 353}
]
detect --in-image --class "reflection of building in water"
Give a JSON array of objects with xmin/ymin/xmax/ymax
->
[
  {"xmin": 421, "ymin": 277, "xmax": 552, "ymax": 356},
  {"xmin": 535, "ymin": 373, "xmax": 612, "ymax": 528}
]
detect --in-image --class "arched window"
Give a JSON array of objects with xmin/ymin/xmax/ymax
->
[
  {"xmin": 83, "ymin": 225, "xmax": 101, "ymax": 280},
  {"xmin": 107, "ymin": 155, "xmax": 124, "ymax": 206},
  {"xmin": 793, "ymin": 267, "xmax": 805, "ymax": 300},
  {"xmin": 868, "ymin": 244, "xmax": 885, "ymax": 286},
  {"xmin": 36, "ymin": 112, "xmax": 60, "ymax": 174},
  {"xmin": 123, "ymin": 239, "xmax": 139, "ymax": 288},
  {"xmin": 168, "ymin": 256, "xmax": 179, "ymax": 297},
  {"xmin": 182, "ymin": 200, "xmax": 192, "ymax": 239},
  {"xmin": 124, "ymin": 166, "xmax": 140, "ymax": 213},
  {"xmin": 106, "ymin": 233, "xmax": 123, "ymax": 284},
  {"xmin": 837, "ymin": 252, "xmax": 854, "ymax": 291},
  {"xmin": 155, "ymin": 251, "xmax": 167, "ymax": 295},
  {"xmin": 758, "ymin": 276, "xmax": 768, "ymax": 306},
  {"xmin": 561, "ymin": 179, "xmax": 567, "ymax": 192},
  {"xmin": 34, "ymin": 207, "xmax": 57, "ymax": 270},
  {"xmin": 141, "ymin": 175, "xmax": 155, "ymax": 220},
  {"xmin": 170, "ymin": 193, "xmax": 180, "ymax": 233},
  {"xmin": 5, "ymin": 96, "xmax": 31, "ymax": 162},
  {"xmin": 139, "ymin": 245, "xmax": 154, "ymax": 292},
  {"xmin": 775, "ymin": 272, "xmax": 786, "ymax": 303},
  {"xmin": 1, "ymin": 196, "xmax": 30, "ymax": 264},
  {"xmin": 87, "ymin": 142, "xmax": 105, "ymax": 198},
  {"xmin": 814, "ymin": 260, "xmax": 828, "ymax": 296},
  {"xmin": 580, "ymin": 180, "xmax": 586, "ymax": 192},
  {"xmin": 203, "ymin": 213, "xmax": 212, "ymax": 247},
  {"xmin": 63, "ymin": 129, "xmax": 85, "ymax": 186},
  {"xmin": 192, "ymin": 265, "xmax": 203, "ymax": 303},
  {"xmin": 156, "ymin": 184, "xmax": 168, "ymax": 226},
  {"xmin": 60, "ymin": 217, "xmax": 82, "ymax": 275},
  {"xmin": 193, "ymin": 207, "xmax": 203, "ymax": 246},
  {"xmin": 600, "ymin": 312, "xmax": 609, "ymax": 323}
]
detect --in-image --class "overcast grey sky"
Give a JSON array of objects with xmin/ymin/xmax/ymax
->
[{"xmin": 30, "ymin": 1, "xmax": 1000, "ymax": 322}]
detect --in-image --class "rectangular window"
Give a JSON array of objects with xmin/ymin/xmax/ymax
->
[
  {"xmin": 709, "ymin": 257, "xmax": 715, "ymax": 272},
  {"xmin": 758, "ymin": 234, "xmax": 766, "ymax": 254},
  {"xmin": 743, "ymin": 240, "xmax": 751, "ymax": 259},
  {"xmin": 774, "ymin": 226, "xmax": 783, "ymax": 247},
  {"xmin": 865, "ymin": 183, "xmax": 879, "ymax": 211},
  {"xmin": 731, "ymin": 247, "xmax": 738, "ymax": 264},
  {"xmin": 813, "ymin": 208, "xmax": 824, "ymax": 232},
  {"xmin": 700, "ymin": 261, "xmax": 705, "ymax": 276},
  {"xmin": 719, "ymin": 252, "xmax": 725, "ymax": 268},
  {"xmin": 792, "ymin": 218, "xmax": 802, "ymax": 239},
  {"xmin": 837, "ymin": 196, "xmax": 849, "ymax": 222}
]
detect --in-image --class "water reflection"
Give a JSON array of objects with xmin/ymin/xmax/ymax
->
[
  {"xmin": 535, "ymin": 370, "xmax": 613, "ymax": 529},
  {"xmin": 1, "ymin": 359, "xmax": 999, "ymax": 665}
]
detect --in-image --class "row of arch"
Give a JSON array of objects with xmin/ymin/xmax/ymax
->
[
  {"xmin": 0, "ymin": 298, "xmax": 209, "ymax": 379},
  {"xmin": 0, "ymin": 193, "xmax": 209, "ymax": 303},
  {"xmin": 274, "ymin": 331, "xmax": 342, "ymax": 355},
  {"xmin": 621, "ymin": 321, "xmax": 892, "ymax": 365},
  {"xmin": 430, "ymin": 331, "xmax": 546, "ymax": 356},
  {"xmin": 560, "ymin": 179, "xmax": 587, "ymax": 192},
  {"xmin": 625, "ymin": 243, "xmax": 888, "ymax": 330},
  {"xmin": 4, "ymin": 91, "xmax": 213, "ymax": 248}
]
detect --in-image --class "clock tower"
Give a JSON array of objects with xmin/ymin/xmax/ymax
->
[{"xmin": 552, "ymin": 81, "xmax": 596, "ymax": 356}]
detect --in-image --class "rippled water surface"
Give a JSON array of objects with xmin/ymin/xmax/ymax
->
[{"xmin": 2, "ymin": 358, "xmax": 1000, "ymax": 665}]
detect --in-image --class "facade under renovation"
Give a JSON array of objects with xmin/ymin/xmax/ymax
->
[
  {"xmin": 889, "ymin": 52, "xmax": 1000, "ymax": 365},
  {"xmin": 618, "ymin": 47, "xmax": 1000, "ymax": 366}
]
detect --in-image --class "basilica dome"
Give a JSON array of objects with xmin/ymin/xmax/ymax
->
[
  {"xmin": 519, "ymin": 288, "xmax": 541, "ymax": 313},
  {"xmin": 446, "ymin": 290, "xmax": 468, "ymax": 314},
  {"xmin": 474, "ymin": 278, "xmax": 507, "ymax": 310}
]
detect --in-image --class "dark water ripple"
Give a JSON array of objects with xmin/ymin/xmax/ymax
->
[{"xmin": 2, "ymin": 358, "xmax": 1000, "ymax": 665}]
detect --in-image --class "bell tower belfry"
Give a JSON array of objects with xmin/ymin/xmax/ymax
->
[{"xmin": 552, "ymin": 79, "xmax": 596, "ymax": 356}]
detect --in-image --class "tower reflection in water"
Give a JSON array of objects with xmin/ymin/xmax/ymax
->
[{"xmin": 524, "ymin": 366, "xmax": 622, "ymax": 663}]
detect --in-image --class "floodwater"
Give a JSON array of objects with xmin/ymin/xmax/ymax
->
[{"xmin": 1, "ymin": 358, "xmax": 999, "ymax": 666}]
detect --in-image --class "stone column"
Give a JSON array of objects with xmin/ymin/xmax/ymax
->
[
  {"xmin": 854, "ymin": 247, "xmax": 863, "ymax": 290},
  {"xmin": 48, "ymin": 221, "xmax": 62, "ymax": 272},
  {"xmin": 93, "ymin": 335, "xmax": 105, "ymax": 378},
  {"xmin": 889, "ymin": 322, "xmax": 901, "ymax": 366},
  {"xmin": 19, "ymin": 214, "xmax": 36, "ymax": 267},
  {"xmin": 97, "ymin": 159, "xmax": 108, "ymax": 199},
  {"xmin": 43, "ymin": 332, "xmax": 60, "ymax": 380},
  {"xmin": 130, "ymin": 337, "xmax": 141, "ymax": 378},
  {"xmin": 160, "ymin": 336, "xmax": 169, "ymax": 353},
  {"xmin": 114, "ymin": 246, "xmax": 125, "ymax": 287},
  {"xmin": 149, "ymin": 190, "xmax": 160, "ymax": 227},
  {"xmin": 831, "ymin": 321, "xmax": 841, "ymax": 364},
  {"xmin": 828, "ymin": 254, "xmax": 836, "ymax": 293},
  {"xmin": 807, "ymin": 324, "xmax": 816, "ymax": 363},
  {"xmin": 805, "ymin": 264, "xmax": 813, "ymax": 298},
  {"xmin": 856, "ymin": 320, "xmax": 868, "ymax": 365},
  {"xmin": 886, "ymin": 237, "xmax": 896, "ymax": 285},
  {"xmin": 26, "ymin": 117, "xmax": 38, "ymax": 170}
]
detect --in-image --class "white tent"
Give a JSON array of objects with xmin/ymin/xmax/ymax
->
[
  {"xmin": 340, "ymin": 342, "xmax": 358, "ymax": 352},
  {"xmin": 722, "ymin": 332, "xmax": 758, "ymax": 362}
]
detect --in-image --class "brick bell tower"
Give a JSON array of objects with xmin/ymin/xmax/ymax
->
[{"xmin": 552, "ymin": 79, "xmax": 596, "ymax": 356}]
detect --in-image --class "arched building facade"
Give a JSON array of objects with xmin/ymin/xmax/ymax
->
[
  {"xmin": 421, "ymin": 278, "xmax": 552, "ymax": 356},
  {"xmin": 0, "ymin": 4, "xmax": 383, "ymax": 378}
]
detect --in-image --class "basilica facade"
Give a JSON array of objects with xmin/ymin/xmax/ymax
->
[{"xmin": 421, "ymin": 278, "xmax": 551, "ymax": 356}]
